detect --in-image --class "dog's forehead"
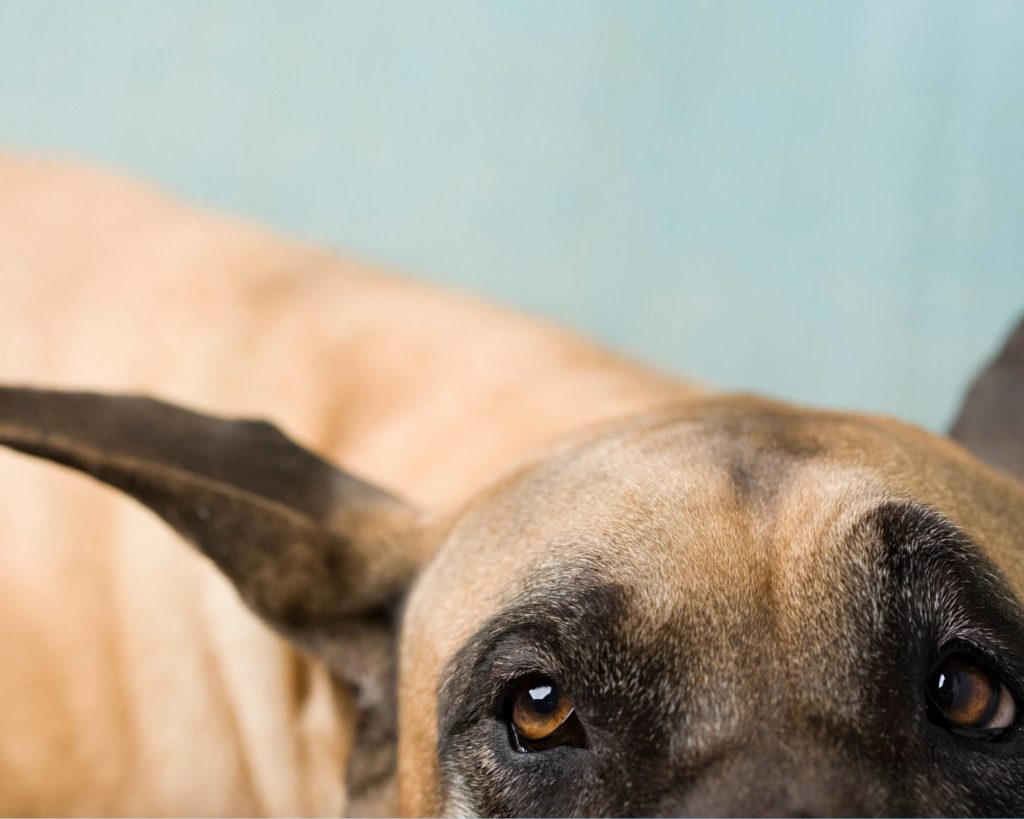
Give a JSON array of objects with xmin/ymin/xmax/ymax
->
[
  {"xmin": 438, "ymin": 404, "xmax": 866, "ymax": 638},
  {"xmin": 416, "ymin": 397, "xmax": 1024, "ymax": 665}
]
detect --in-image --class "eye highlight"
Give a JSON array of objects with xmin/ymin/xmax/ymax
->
[
  {"xmin": 507, "ymin": 676, "xmax": 584, "ymax": 751},
  {"xmin": 928, "ymin": 655, "xmax": 1017, "ymax": 739}
]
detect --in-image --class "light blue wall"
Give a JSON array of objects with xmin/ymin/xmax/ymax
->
[{"xmin": 2, "ymin": 1, "xmax": 1022, "ymax": 430}]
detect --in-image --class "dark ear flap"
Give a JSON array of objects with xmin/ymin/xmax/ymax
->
[
  {"xmin": 0, "ymin": 387, "xmax": 421, "ymax": 629},
  {"xmin": 0, "ymin": 386, "xmax": 425, "ymax": 805},
  {"xmin": 950, "ymin": 315, "xmax": 1024, "ymax": 483}
]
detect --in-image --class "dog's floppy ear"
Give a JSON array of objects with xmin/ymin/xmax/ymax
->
[
  {"xmin": 0, "ymin": 385, "xmax": 425, "ymax": 802},
  {"xmin": 0, "ymin": 386, "xmax": 421, "ymax": 626},
  {"xmin": 950, "ymin": 315, "xmax": 1024, "ymax": 483}
]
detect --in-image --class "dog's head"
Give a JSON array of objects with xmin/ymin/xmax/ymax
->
[
  {"xmin": 1, "ymin": 319, "xmax": 1022, "ymax": 817},
  {"xmin": 403, "ymin": 394, "xmax": 1024, "ymax": 816}
]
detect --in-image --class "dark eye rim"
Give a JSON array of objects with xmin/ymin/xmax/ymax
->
[
  {"xmin": 925, "ymin": 643, "xmax": 1020, "ymax": 743},
  {"xmin": 501, "ymin": 673, "xmax": 588, "ymax": 753}
]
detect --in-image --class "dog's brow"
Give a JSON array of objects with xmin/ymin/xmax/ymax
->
[
  {"xmin": 866, "ymin": 502, "xmax": 995, "ymax": 576},
  {"xmin": 857, "ymin": 501, "xmax": 1024, "ymax": 654}
]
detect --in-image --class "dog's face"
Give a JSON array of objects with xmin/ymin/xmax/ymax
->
[
  {"xmin": 399, "ymin": 396, "xmax": 1024, "ymax": 816},
  {"xmin": 1, "ymin": 321, "xmax": 1022, "ymax": 817}
]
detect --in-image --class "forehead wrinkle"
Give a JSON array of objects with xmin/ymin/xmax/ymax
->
[
  {"xmin": 756, "ymin": 468, "xmax": 893, "ymax": 715},
  {"xmin": 620, "ymin": 459, "xmax": 898, "ymax": 732},
  {"xmin": 603, "ymin": 435, "xmax": 873, "ymax": 628}
]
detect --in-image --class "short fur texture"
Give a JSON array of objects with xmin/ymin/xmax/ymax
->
[{"xmin": 0, "ymin": 154, "xmax": 1022, "ymax": 816}]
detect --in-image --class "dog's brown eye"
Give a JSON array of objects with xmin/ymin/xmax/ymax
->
[
  {"xmin": 511, "ymin": 678, "xmax": 574, "ymax": 742},
  {"xmin": 929, "ymin": 656, "xmax": 1016, "ymax": 736}
]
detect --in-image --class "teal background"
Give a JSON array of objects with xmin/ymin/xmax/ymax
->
[{"xmin": 1, "ymin": 1, "xmax": 1022, "ymax": 430}]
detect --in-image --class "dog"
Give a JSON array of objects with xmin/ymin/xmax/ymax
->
[{"xmin": 0, "ymin": 153, "xmax": 1022, "ymax": 817}]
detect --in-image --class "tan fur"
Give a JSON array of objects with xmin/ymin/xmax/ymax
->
[
  {"xmin": 0, "ymin": 154, "xmax": 694, "ymax": 815},
  {"xmin": 398, "ymin": 398, "xmax": 1024, "ymax": 814},
  {"xmin": 3, "ymin": 155, "xmax": 1022, "ymax": 816}
]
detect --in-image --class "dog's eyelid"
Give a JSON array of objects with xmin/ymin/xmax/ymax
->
[
  {"xmin": 492, "ymin": 661, "xmax": 580, "ymax": 715},
  {"xmin": 936, "ymin": 638, "xmax": 1023, "ymax": 695},
  {"xmin": 457, "ymin": 635, "xmax": 571, "ymax": 714}
]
